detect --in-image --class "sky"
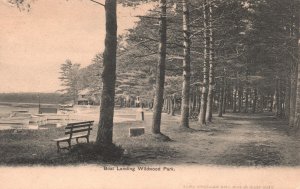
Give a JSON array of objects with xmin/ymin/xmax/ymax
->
[{"xmin": 0, "ymin": 0, "xmax": 154, "ymax": 93}]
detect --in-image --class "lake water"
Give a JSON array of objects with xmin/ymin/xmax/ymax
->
[{"xmin": 0, "ymin": 104, "xmax": 138, "ymax": 130}]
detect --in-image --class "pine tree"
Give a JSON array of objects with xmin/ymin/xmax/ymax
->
[
  {"xmin": 180, "ymin": 0, "xmax": 191, "ymax": 128},
  {"xmin": 152, "ymin": 0, "xmax": 167, "ymax": 134}
]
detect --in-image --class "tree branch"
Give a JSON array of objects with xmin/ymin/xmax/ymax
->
[
  {"xmin": 135, "ymin": 15, "xmax": 160, "ymax": 20},
  {"xmin": 89, "ymin": 0, "xmax": 105, "ymax": 7}
]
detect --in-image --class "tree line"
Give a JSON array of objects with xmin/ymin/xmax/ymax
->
[
  {"xmin": 113, "ymin": 0, "xmax": 300, "ymax": 137},
  {"xmin": 10, "ymin": 0, "xmax": 300, "ymax": 145}
]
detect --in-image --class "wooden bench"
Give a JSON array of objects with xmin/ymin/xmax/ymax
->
[{"xmin": 53, "ymin": 121, "xmax": 94, "ymax": 152}]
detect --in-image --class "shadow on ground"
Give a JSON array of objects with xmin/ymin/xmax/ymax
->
[
  {"xmin": 216, "ymin": 142, "xmax": 282, "ymax": 166},
  {"xmin": 0, "ymin": 111, "xmax": 299, "ymax": 166}
]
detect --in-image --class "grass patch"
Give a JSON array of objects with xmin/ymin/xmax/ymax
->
[
  {"xmin": 0, "ymin": 110, "xmax": 298, "ymax": 166},
  {"xmin": 70, "ymin": 143, "xmax": 124, "ymax": 162},
  {"xmin": 217, "ymin": 142, "xmax": 283, "ymax": 166}
]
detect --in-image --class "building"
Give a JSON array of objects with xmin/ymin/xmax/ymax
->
[{"xmin": 77, "ymin": 89, "xmax": 100, "ymax": 105}]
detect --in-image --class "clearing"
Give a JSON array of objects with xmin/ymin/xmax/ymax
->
[{"xmin": 0, "ymin": 108, "xmax": 299, "ymax": 166}]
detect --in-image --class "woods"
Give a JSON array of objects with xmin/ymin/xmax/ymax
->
[
  {"xmin": 54, "ymin": 0, "xmax": 300, "ymax": 140},
  {"xmin": 6, "ymin": 0, "xmax": 300, "ymax": 162}
]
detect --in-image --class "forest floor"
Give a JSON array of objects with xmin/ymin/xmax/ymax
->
[
  {"xmin": 0, "ymin": 108, "xmax": 299, "ymax": 166},
  {"xmin": 118, "ymin": 111, "xmax": 300, "ymax": 166}
]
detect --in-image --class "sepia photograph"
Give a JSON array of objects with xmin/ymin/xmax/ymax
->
[{"xmin": 0, "ymin": 0, "xmax": 299, "ymax": 188}]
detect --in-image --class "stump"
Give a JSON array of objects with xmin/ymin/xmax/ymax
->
[
  {"xmin": 129, "ymin": 127, "xmax": 145, "ymax": 137},
  {"xmin": 136, "ymin": 108, "xmax": 144, "ymax": 121}
]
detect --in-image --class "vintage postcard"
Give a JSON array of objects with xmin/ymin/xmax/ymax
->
[{"xmin": 0, "ymin": 0, "xmax": 299, "ymax": 188}]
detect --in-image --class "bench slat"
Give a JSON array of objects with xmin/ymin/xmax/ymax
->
[
  {"xmin": 53, "ymin": 134, "xmax": 89, "ymax": 141},
  {"xmin": 71, "ymin": 134, "xmax": 89, "ymax": 138},
  {"xmin": 66, "ymin": 121, "xmax": 94, "ymax": 127},
  {"xmin": 69, "ymin": 120, "xmax": 94, "ymax": 125},
  {"xmin": 52, "ymin": 136, "xmax": 70, "ymax": 141},
  {"xmin": 65, "ymin": 122, "xmax": 94, "ymax": 129},
  {"xmin": 65, "ymin": 123, "xmax": 93, "ymax": 129},
  {"xmin": 65, "ymin": 128, "xmax": 92, "ymax": 135},
  {"xmin": 66, "ymin": 121, "xmax": 94, "ymax": 125}
]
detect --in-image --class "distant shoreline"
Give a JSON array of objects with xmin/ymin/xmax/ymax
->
[
  {"xmin": 0, "ymin": 93, "xmax": 63, "ymax": 105},
  {"xmin": 0, "ymin": 102, "xmax": 58, "ymax": 107}
]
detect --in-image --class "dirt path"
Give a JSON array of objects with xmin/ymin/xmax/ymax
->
[
  {"xmin": 127, "ymin": 112, "xmax": 300, "ymax": 166},
  {"xmin": 211, "ymin": 113, "xmax": 300, "ymax": 166}
]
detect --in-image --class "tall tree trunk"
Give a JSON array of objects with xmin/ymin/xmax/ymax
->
[
  {"xmin": 163, "ymin": 98, "xmax": 167, "ymax": 113},
  {"xmin": 169, "ymin": 97, "xmax": 173, "ymax": 115},
  {"xmin": 290, "ymin": 52, "xmax": 299, "ymax": 126},
  {"xmin": 222, "ymin": 77, "xmax": 227, "ymax": 114},
  {"xmin": 206, "ymin": 2, "xmax": 214, "ymax": 123},
  {"xmin": 252, "ymin": 88, "xmax": 258, "ymax": 113},
  {"xmin": 189, "ymin": 93, "xmax": 193, "ymax": 116},
  {"xmin": 227, "ymin": 85, "xmax": 233, "ymax": 110},
  {"xmin": 198, "ymin": 0, "xmax": 209, "ymax": 126},
  {"xmin": 180, "ymin": 0, "xmax": 191, "ymax": 128},
  {"xmin": 196, "ymin": 92, "xmax": 201, "ymax": 114},
  {"xmin": 295, "ymin": 43, "xmax": 300, "ymax": 123},
  {"xmin": 171, "ymin": 95, "xmax": 176, "ymax": 116},
  {"xmin": 261, "ymin": 94, "xmax": 266, "ymax": 112},
  {"xmin": 167, "ymin": 97, "xmax": 171, "ymax": 114},
  {"xmin": 244, "ymin": 88, "xmax": 249, "ymax": 113},
  {"xmin": 238, "ymin": 85, "xmax": 243, "ymax": 113},
  {"xmin": 233, "ymin": 83, "xmax": 238, "ymax": 113},
  {"xmin": 269, "ymin": 94, "xmax": 273, "ymax": 112},
  {"xmin": 248, "ymin": 89, "xmax": 252, "ymax": 112},
  {"xmin": 152, "ymin": 0, "xmax": 167, "ymax": 134},
  {"xmin": 279, "ymin": 80, "xmax": 284, "ymax": 117},
  {"xmin": 218, "ymin": 79, "xmax": 224, "ymax": 117},
  {"xmin": 274, "ymin": 78, "xmax": 281, "ymax": 117},
  {"xmin": 96, "ymin": 0, "xmax": 117, "ymax": 145},
  {"xmin": 258, "ymin": 94, "xmax": 263, "ymax": 113},
  {"xmin": 289, "ymin": 12, "xmax": 299, "ymax": 126},
  {"xmin": 192, "ymin": 91, "xmax": 197, "ymax": 112},
  {"xmin": 285, "ymin": 77, "xmax": 291, "ymax": 119}
]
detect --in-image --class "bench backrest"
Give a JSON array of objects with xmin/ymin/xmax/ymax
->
[{"xmin": 65, "ymin": 121, "xmax": 94, "ymax": 138}]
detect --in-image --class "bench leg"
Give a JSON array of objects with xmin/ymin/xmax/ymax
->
[
  {"xmin": 76, "ymin": 138, "xmax": 79, "ymax": 144},
  {"xmin": 56, "ymin": 142, "xmax": 60, "ymax": 153},
  {"xmin": 86, "ymin": 136, "xmax": 89, "ymax": 143},
  {"xmin": 67, "ymin": 140, "xmax": 71, "ymax": 150}
]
